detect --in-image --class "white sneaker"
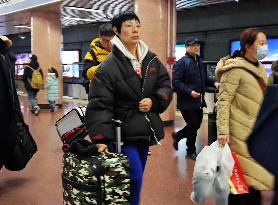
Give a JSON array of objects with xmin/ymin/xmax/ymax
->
[{"xmin": 34, "ymin": 106, "xmax": 40, "ymax": 116}]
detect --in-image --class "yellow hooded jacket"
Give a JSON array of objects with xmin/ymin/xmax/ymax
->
[{"xmin": 83, "ymin": 37, "xmax": 110, "ymax": 80}]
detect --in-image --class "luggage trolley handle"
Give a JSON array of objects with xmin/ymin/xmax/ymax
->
[
  {"xmin": 212, "ymin": 88, "xmax": 219, "ymax": 113},
  {"xmin": 112, "ymin": 119, "xmax": 122, "ymax": 153},
  {"xmin": 213, "ymin": 88, "xmax": 219, "ymax": 103}
]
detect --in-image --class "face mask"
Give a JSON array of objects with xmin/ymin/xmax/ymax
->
[{"xmin": 256, "ymin": 44, "xmax": 268, "ymax": 60}]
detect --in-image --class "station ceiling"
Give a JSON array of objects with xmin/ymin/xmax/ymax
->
[{"xmin": 0, "ymin": 0, "xmax": 238, "ymax": 35}]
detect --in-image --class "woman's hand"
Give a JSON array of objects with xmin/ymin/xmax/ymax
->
[
  {"xmin": 139, "ymin": 98, "xmax": 152, "ymax": 113},
  {"xmin": 214, "ymin": 82, "xmax": 221, "ymax": 89},
  {"xmin": 217, "ymin": 134, "xmax": 230, "ymax": 146},
  {"xmin": 96, "ymin": 144, "xmax": 108, "ymax": 153}
]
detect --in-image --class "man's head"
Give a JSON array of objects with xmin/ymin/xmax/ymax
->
[
  {"xmin": 99, "ymin": 23, "xmax": 114, "ymax": 51},
  {"xmin": 185, "ymin": 36, "xmax": 201, "ymax": 57}
]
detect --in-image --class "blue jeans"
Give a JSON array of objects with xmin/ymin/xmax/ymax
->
[
  {"xmin": 27, "ymin": 89, "xmax": 38, "ymax": 109},
  {"xmin": 110, "ymin": 140, "xmax": 149, "ymax": 205}
]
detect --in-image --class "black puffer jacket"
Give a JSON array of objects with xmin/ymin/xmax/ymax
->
[
  {"xmin": 0, "ymin": 39, "xmax": 18, "ymax": 165},
  {"xmin": 85, "ymin": 46, "xmax": 172, "ymax": 145}
]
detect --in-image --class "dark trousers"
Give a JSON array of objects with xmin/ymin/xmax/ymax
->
[
  {"xmin": 176, "ymin": 109, "xmax": 203, "ymax": 154},
  {"xmin": 274, "ymin": 179, "xmax": 278, "ymax": 205},
  {"xmin": 228, "ymin": 188, "xmax": 261, "ymax": 205}
]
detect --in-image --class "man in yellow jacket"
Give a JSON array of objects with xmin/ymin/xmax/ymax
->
[{"xmin": 82, "ymin": 23, "xmax": 114, "ymax": 94}]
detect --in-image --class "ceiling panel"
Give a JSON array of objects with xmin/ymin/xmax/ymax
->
[
  {"xmin": 0, "ymin": 0, "xmax": 237, "ymax": 35},
  {"xmin": 176, "ymin": 0, "xmax": 235, "ymax": 10},
  {"xmin": 0, "ymin": 0, "xmax": 12, "ymax": 4},
  {"xmin": 60, "ymin": 0, "xmax": 134, "ymax": 27}
]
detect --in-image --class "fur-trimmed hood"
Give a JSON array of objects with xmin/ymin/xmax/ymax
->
[{"xmin": 216, "ymin": 56, "xmax": 267, "ymax": 84}]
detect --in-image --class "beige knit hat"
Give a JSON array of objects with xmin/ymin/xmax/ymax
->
[{"xmin": 0, "ymin": 35, "xmax": 12, "ymax": 47}]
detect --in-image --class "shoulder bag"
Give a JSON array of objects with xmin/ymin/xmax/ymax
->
[{"xmin": 4, "ymin": 63, "xmax": 37, "ymax": 171}]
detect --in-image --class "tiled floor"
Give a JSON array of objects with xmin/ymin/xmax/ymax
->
[{"xmin": 0, "ymin": 96, "xmax": 211, "ymax": 205}]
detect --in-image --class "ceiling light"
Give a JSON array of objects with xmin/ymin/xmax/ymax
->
[
  {"xmin": 63, "ymin": 17, "xmax": 95, "ymax": 22},
  {"xmin": 64, "ymin": 6, "xmax": 104, "ymax": 13},
  {"xmin": 18, "ymin": 34, "xmax": 26, "ymax": 39},
  {"xmin": 14, "ymin": 25, "xmax": 31, "ymax": 29}
]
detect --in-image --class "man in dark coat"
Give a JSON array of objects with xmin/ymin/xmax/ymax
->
[
  {"xmin": 172, "ymin": 36, "xmax": 219, "ymax": 160},
  {"xmin": 0, "ymin": 36, "xmax": 18, "ymax": 168}
]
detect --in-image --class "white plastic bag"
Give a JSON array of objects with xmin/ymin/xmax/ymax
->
[{"xmin": 190, "ymin": 141, "xmax": 234, "ymax": 205}]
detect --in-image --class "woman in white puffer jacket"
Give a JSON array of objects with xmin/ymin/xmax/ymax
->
[{"xmin": 45, "ymin": 67, "xmax": 58, "ymax": 112}]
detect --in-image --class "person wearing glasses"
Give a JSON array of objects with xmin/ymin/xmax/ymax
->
[
  {"xmin": 82, "ymin": 23, "xmax": 115, "ymax": 94},
  {"xmin": 172, "ymin": 36, "xmax": 219, "ymax": 160}
]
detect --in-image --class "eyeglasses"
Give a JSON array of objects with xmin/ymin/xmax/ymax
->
[{"xmin": 100, "ymin": 36, "xmax": 113, "ymax": 44}]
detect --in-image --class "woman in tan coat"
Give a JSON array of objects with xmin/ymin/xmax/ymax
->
[{"xmin": 216, "ymin": 28, "xmax": 274, "ymax": 205}]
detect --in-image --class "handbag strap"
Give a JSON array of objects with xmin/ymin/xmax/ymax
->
[{"xmin": 246, "ymin": 70, "xmax": 267, "ymax": 92}]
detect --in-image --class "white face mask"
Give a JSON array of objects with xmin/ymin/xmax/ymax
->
[{"xmin": 256, "ymin": 44, "xmax": 268, "ymax": 60}]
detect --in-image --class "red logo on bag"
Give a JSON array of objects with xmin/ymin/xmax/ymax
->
[{"xmin": 229, "ymin": 152, "xmax": 249, "ymax": 194}]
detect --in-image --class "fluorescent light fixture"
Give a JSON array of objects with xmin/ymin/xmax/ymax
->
[
  {"xmin": 14, "ymin": 25, "xmax": 31, "ymax": 29},
  {"xmin": 64, "ymin": 6, "xmax": 104, "ymax": 13},
  {"xmin": 63, "ymin": 16, "xmax": 95, "ymax": 22},
  {"xmin": 19, "ymin": 34, "xmax": 26, "ymax": 39}
]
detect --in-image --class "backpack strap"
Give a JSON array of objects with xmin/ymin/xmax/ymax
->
[
  {"xmin": 89, "ymin": 49, "xmax": 98, "ymax": 63},
  {"xmin": 26, "ymin": 65, "xmax": 41, "ymax": 72},
  {"xmin": 246, "ymin": 70, "xmax": 267, "ymax": 92},
  {"xmin": 25, "ymin": 65, "xmax": 34, "ymax": 71}
]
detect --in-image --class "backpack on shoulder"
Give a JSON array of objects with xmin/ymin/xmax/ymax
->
[{"xmin": 26, "ymin": 65, "xmax": 44, "ymax": 89}]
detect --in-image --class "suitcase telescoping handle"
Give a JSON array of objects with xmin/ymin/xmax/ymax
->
[
  {"xmin": 213, "ymin": 88, "xmax": 219, "ymax": 103},
  {"xmin": 112, "ymin": 119, "xmax": 122, "ymax": 153}
]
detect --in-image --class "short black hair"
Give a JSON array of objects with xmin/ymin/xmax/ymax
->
[
  {"xmin": 99, "ymin": 23, "xmax": 114, "ymax": 37},
  {"xmin": 49, "ymin": 67, "xmax": 58, "ymax": 78},
  {"xmin": 31, "ymin": 54, "xmax": 38, "ymax": 62},
  {"xmin": 111, "ymin": 11, "xmax": 140, "ymax": 34}
]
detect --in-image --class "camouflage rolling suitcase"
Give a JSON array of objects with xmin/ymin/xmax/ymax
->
[{"xmin": 62, "ymin": 121, "xmax": 130, "ymax": 205}]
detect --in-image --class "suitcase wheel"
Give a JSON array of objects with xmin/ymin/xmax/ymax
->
[{"xmin": 62, "ymin": 144, "xmax": 70, "ymax": 151}]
